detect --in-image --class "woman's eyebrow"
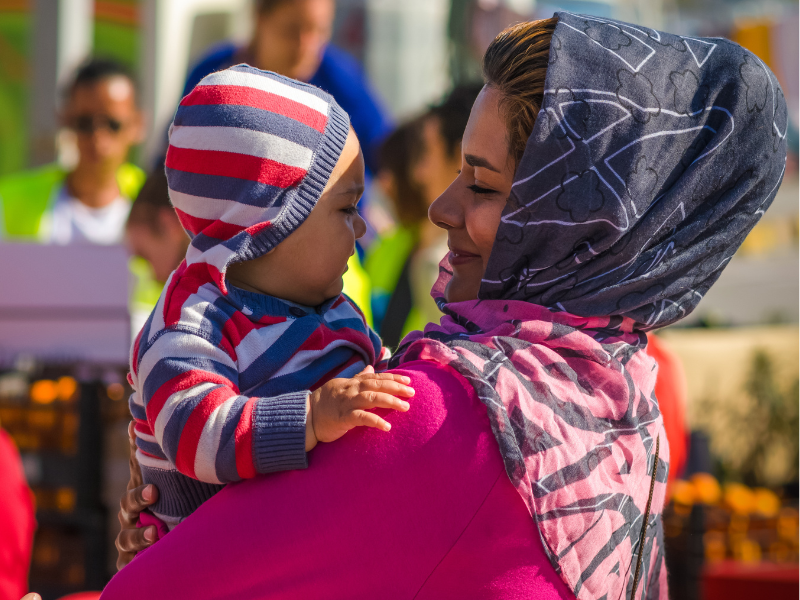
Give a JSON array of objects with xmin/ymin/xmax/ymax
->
[{"xmin": 464, "ymin": 153, "xmax": 500, "ymax": 173}]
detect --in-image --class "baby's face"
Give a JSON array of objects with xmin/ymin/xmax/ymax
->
[{"xmin": 227, "ymin": 129, "xmax": 366, "ymax": 306}]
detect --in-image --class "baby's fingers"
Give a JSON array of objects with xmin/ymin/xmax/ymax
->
[
  {"xmin": 350, "ymin": 409, "xmax": 392, "ymax": 432},
  {"xmin": 360, "ymin": 391, "xmax": 410, "ymax": 412},
  {"xmin": 357, "ymin": 371, "xmax": 412, "ymax": 385},
  {"xmin": 359, "ymin": 378, "xmax": 415, "ymax": 398}
]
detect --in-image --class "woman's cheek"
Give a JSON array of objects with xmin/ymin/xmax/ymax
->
[{"xmin": 469, "ymin": 201, "xmax": 505, "ymax": 257}]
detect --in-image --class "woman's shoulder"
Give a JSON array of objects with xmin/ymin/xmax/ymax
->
[{"xmin": 101, "ymin": 359, "xmax": 570, "ymax": 599}]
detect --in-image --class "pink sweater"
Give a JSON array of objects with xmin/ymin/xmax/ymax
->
[{"xmin": 102, "ymin": 361, "xmax": 575, "ymax": 599}]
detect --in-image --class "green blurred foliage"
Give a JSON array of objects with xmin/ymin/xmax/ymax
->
[
  {"xmin": 93, "ymin": 22, "xmax": 139, "ymax": 73},
  {"xmin": 0, "ymin": 12, "xmax": 30, "ymax": 176},
  {"xmin": 700, "ymin": 349, "xmax": 800, "ymax": 487}
]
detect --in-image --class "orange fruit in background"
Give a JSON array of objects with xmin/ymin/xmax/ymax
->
[
  {"xmin": 30, "ymin": 380, "xmax": 58, "ymax": 404},
  {"xmin": 690, "ymin": 473, "xmax": 722, "ymax": 505},
  {"xmin": 670, "ymin": 479, "xmax": 695, "ymax": 506},
  {"xmin": 753, "ymin": 487, "xmax": 781, "ymax": 517},
  {"xmin": 704, "ymin": 531, "xmax": 727, "ymax": 563},
  {"xmin": 732, "ymin": 537, "xmax": 762, "ymax": 563},
  {"xmin": 777, "ymin": 507, "xmax": 799, "ymax": 543},
  {"xmin": 107, "ymin": 382, "xmax": 125, "ymax": 401},
  {"xmin": 723, "ymin": 482, "xmax": 757, "ymax": 515},
  {"xmin": 56, "ymin": 376, "xmax": 78, "ymax": 401}
]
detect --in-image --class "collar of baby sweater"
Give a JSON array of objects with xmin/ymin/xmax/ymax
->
[{"xmin": 225, "ymin": 281, "xmax": 340, "ymax": 321}]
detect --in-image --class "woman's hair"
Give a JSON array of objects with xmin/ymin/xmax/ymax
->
[
  {"xmin": 482, "ymin": 17, "xmax": 557, "ymax": 167},
  {"xmin": 378, "ymin": 118, "xmax": 427, "ymax": 228}
]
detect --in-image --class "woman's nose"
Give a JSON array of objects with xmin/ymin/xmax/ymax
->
[{"xmin": 428, "ymin": 179, "xmax": 463, "ymax": 230}]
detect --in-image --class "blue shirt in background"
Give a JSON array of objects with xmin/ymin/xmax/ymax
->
[{"xmin": 182, "ymin": 43, "xmax": 393, "ymax": 178}]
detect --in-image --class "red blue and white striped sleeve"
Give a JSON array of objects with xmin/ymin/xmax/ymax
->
[{"xmin": 134, "ymin": 329, "xmax": 308, "ymax": 484}]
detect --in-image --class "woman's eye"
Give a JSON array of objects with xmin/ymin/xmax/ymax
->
[{"xmin": 467, "ymin": 184, "xmax": 497, "ymax": 195}]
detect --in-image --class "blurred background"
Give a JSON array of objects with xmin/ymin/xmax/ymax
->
[{"xmin": 0, "ymin": 0, "xmax": 796, "ymax": 599}]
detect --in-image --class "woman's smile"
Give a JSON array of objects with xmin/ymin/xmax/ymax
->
[{"xmin": 448, "ymin": 246, "xmax": 481, "ymax": 265}]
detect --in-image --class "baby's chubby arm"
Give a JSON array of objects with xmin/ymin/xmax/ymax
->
[
  {"xmin": 133, "ymin": 328, "xmax": 312, "ymax": 484},
  {"xmin": 132, "ymin": 329, "xmax": 414, "ymax": 483},
  {"xmin": 304, "ymin": 365, "xmax": 414, "ymax": 451}
]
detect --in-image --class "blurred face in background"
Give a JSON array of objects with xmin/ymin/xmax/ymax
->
[
  {"xmin": 412, "ymin": 115, "xmax": 463, "ymax": 207},
  {"xmin": 254, "ymin": 0, "xmax": 335, "ymax": 81},
  {"xmin": 126, "ymin": 209, "xmax": 189, "ymax": 283},
  {"xmin": 63, "ymin": 76, "xmax": 143, "ymax": 173}
]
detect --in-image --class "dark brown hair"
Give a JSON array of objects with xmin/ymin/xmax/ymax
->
[
  {"xmin": 482, "ymin": 17, "xmax": 557, "ymax": 167},
  {"xmin": 255, "ymin": 0, "xmax": 295, "ymax": 14},
  {"xmin": 127, "ymin": 168, "xmax": 174, "ymax": 233},
  {"xmin": 378, "ymin": 118, "xmax": 427, "ymax": 228}
]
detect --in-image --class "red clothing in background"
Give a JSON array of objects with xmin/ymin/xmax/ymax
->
[
  {"xmin": 0, "ymin": 428, "xmax": 35, "ymax": 600},
  {"xmin": 647, "ymin": 333, "xmax": 689, "ymax": 482},
  {"xmin": 101, "ymin": 361, "xmax": 575, "ymax": 599}
]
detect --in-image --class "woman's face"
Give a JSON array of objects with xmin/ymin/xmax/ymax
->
[{"xmin": 428, "ymin": 86, "xmax": 515, "ymax": 303}]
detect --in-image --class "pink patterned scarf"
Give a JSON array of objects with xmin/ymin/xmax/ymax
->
[{"xmin": 390, "ymin": 262, "xmax": 669, "ymax": 599}]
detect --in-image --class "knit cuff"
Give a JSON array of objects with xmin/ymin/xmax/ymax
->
[{"xmin": 252, "ymin": 391, "xmax": 309, "ymax": 474}]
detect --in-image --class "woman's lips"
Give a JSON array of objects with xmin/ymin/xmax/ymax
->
[{"xmin": 449, "ymin": 249, "xmax": 481, "ymax": 266}]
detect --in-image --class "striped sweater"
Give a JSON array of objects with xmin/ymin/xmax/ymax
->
[
  {"xmin": 129, "ymin": 266, "xmax": 387, "ymax": 526},
  {"xmin": 128, "ymin": 65, "xmax": 388, "ymax": 527}
]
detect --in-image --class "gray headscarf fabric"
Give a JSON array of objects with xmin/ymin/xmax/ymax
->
[{"xmin": 481, "ymin": 12, "xmax": 788, "ymax": 329}]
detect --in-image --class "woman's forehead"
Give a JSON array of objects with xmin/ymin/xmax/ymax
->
[{"xmin": 462, "ymin": 87, "xmax": 510, "ymax": 172}]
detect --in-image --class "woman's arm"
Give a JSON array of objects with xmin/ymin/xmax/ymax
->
[{"xmin": 104, "ymin": 362, "xmax": 500, "ymax": 598}]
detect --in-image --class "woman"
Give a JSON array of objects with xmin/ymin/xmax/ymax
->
[{"xmin": 107, "ymin": 13, "xmax": 786, "ymax": 600}]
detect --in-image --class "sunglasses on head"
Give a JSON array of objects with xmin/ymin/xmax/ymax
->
[{"xmin": 70, "ymin": 115, "xmax": 124, "ymax": 135}]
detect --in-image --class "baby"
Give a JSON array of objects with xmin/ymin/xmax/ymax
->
[{"xmin": 128, "ymin": 65, "xmax": 413, "ymax": 530}]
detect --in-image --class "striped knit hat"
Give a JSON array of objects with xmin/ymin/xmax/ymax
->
[{"xmin": 165, "ymin": 64, "xmax": 351, "ymax": 294}]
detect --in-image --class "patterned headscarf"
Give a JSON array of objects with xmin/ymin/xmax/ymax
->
[
  {"xmin": 391, "ymin": 12, "xmax": 786, "ymax": 600},
  {"xmin": 483, "ymin": 12, "xmax": 787, "ymax": 328}
]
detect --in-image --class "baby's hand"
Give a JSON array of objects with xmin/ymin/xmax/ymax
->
[{"xmin": 305, "ymin": 366, "xmax": 414, "ymax": 450}]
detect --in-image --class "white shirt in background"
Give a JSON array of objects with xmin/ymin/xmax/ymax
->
[{"xmin": 47, "ymin": 185, "xmax": 130, "ymax": 245}]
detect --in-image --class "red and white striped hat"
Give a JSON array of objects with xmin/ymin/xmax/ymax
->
[{"xmin": 165, "ymin": 64, "xmax": 350, "ymax": 293}]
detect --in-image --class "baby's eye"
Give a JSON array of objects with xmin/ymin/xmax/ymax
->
[{"xmin": 342, "ymin": 206, "xmax": 359, "ymax": 215}]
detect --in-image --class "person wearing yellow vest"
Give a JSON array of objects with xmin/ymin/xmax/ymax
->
[{"xmin": 0, "ymin": 58, "xmax": 145, "ymax": 244}]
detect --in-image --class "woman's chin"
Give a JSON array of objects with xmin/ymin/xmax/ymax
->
[{"xmin": 445, "ymin": 275, "xmax": 481, "ymax": 304}]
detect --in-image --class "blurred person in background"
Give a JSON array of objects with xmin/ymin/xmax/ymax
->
[
  {"xmin": 367, "ymin": 118, "xmax": 425, "ymax": 339},
  {"xmin": 0, "ymin": 427, "xmax": 35, "ymax": 600},
  {"xmin": 125, "ymin": 168, "xmax": 189, "ymax": 285},
  {"xmin": 367, "ymin": 85, "xmax": 481, "ymax": 348},
  {"xmin": 647, "ymin": 332, "xmax": 689, "ymax": 484},
  {"xmin": 125, "ymin": 168, "xmax": 189, "ymax": 332},
  {"xmin": 0, "ymin": 59, "xmax": 145, "ymax": 244}
]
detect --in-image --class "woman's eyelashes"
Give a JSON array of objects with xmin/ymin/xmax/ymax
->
[
  {"xmin": 467, "ymin": 183, "xmax": 497, "ymax": 195},
  {"xmin": 457, "ymin": 169, "xmax": 497, "ymax": 195}
]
